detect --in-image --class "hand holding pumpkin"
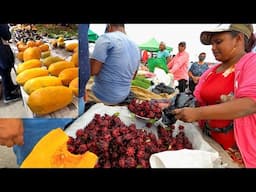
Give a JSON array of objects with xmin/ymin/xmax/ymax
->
[{"xmin": 0, "ymin": 118, "xmax": 24, "ymax": 147}]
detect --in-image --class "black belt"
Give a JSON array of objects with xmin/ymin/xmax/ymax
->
[{"xmin": 204, "ymin": 121, "xmax": 234, "ymax": 134}]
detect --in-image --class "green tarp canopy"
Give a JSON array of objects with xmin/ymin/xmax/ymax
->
[
  {"xmin": 88, "ymin": 29, "xmax": 99, "ymax": 43},
  {"xmin": 139, "ymin": 38, "xmax": 173, "ymax": 52}
]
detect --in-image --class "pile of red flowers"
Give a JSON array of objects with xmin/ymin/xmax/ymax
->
[{"xmin": 67, "ymin": 113, "xmax": 192, "ymax": 168}]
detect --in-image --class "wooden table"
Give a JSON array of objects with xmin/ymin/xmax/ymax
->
[{"xmin": 20, "ymin": 86, "xmax": 78, "ymax": 118}]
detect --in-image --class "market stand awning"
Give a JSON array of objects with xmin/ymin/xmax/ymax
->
[
  {"xmin": 139, "ymin": 38, "xmax": 173, "ymax": 52},
  {"xmin": 88, "ymin": 29, "xmax": 99, "ymax": 43}
]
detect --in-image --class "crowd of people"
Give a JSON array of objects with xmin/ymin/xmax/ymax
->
[
  {"xmin": 1, "ymin": 24, "xmax": 256, "ymax": 168},
  {"xmin": 140, "ymin": 40, "xmax": 209, "ymax": 94}
]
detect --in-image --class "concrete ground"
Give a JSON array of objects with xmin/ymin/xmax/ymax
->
[
  {"xmin": 0, "ymin": 68, "xmax": 30, "ymax": 118},
  {"xmin": 0, "ymin": 42, "xmax": 29, "ymax": 117},
  {"xmin": 0, "ymin": 146, "xmax": 18, "ymax": 168}
]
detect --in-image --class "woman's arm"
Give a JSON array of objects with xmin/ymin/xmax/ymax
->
[
  {"xmin": 173, "ymin": 97, "xmax": 256, "ymax": 123},
  {"xmin": 188, "ymin": 70, "xmax": 194, "ymax": 78}
]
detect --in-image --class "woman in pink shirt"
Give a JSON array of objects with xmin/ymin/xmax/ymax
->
[
  {"xmin": 167, "ymin": 41, "xmax": 189, "ymax": 92},
  {"xmin": 173, "ymin": 24, "xmax": 256, "ymax": 168}
]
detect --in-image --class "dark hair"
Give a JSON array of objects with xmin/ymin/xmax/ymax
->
[
  {"xmin": 179, "ymin": 41, "xmax": 186, "ymax": 47},
  {"xmin": 105, "ymin": 24, "xmax": 110, "ymax": 33},
  {"xmin": 159, "ymin": 41, "xmax": 166, "ymax": 49},
  {"xmin": 230, "ymin": 30, "xmax": 256, "ymax": 53},
  {"xmin": 105, "ymin": 24, "xmax": 125, "ymax": 33},
  {"xmin": 109, "ymin": 24, "xmax": 125, "ymax": 27},
  {"xmin": 248, "ymin": 33, "xmax": 256, "ymax": 52}
]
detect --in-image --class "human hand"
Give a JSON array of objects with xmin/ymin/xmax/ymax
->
[
  {"xmin": 0, "ymin": 118, "xmax": 24, "ymax": 147},
  {"xmin": 220, "ymin": 93, "xmax": 234, "ymax": 103},
  {"xmin": 193, "ymin": 76, "xmax": 200, "ymax": 84},
  {"xmin": 158, "ymin": 102, "xmax": 171, "ymax": 110},
  {"xmin": 172, "ymin": 107, "xmax": 198, "ymax": 123}
]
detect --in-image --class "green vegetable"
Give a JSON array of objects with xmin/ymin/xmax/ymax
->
[
  {"xmin": 134, "ymin": 76, "xmax": 151, "ymax": 85},
  {"xmin": 148, "ymin": 118, "xmax": 157, "ymax": 124},
  {"xmin": 131, "ymin": 79, "xmax": 151, "ymax": 89},
  {"xmin": 130, "ymin": 113, "xmax": 136, "ymax": 121},
  {"xmin": 113, "ymin": 112, "xmax": 120, "ymax": 117}
]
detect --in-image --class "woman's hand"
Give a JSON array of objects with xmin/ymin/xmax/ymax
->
[
  {"xmin": 173, "ymin": 107, "xmax": 199, "ymax": 123},
  {"xmin": 192, "ymin": 76, "xmax": 200, "ymax": 84},
  {"xmin": 0, "ymin": 118, "xmax": 24, "ymax": 147},
  {"xmin": 220, "ymin": 94, "xmax": 234, "ymax": 103}
]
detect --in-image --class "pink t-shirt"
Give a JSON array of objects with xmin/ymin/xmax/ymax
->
[
  {"xmin": 234, "ymin": 52, "xmax": 256, "ymax": 168},
  {"xmin": 194, "ymin": 52, "xmax": 256, "ymax": 167},
  {"xmin": 167, "ymin": 51, "xmax": 189, "ymax": 80}
]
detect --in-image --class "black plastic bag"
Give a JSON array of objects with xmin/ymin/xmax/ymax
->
[
  {"xmin": 84, "ymin": 101, "xmax": 97, "ymax": 113},
  {"xmin": 162, "ymin": 92, "xmax": 196, "ymax": 125},
  {"xmin": 119, "ymin": 91, "xmax": 136, "ymax": 105}
]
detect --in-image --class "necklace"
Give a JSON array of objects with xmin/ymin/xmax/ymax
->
[
  {"xmin": 218, "ymin": 51, "xmax": 246, "ymax": 74},
  {"xmin": 222, "ymin": 64, "xmax": 235, "ymax": 77}
]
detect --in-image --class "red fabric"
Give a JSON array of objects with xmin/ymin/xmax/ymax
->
[
  {"xmin": 141, "ymin": 50, "xmax": 149, "ymax": 63},
  {"xmin": 199, "ymin": 68, "xmax": 236, "ymax": 149}
]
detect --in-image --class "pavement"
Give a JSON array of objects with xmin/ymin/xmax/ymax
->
[
  {"xmin": 0, "ymin": 146, "xmax": 18, "ymax": 168},
  {"xmin": 0, "ymin": 68, "xmax": 29, "ymax": 118}
]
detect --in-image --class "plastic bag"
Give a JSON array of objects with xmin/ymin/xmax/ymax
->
[
  {"xmin": 152, "ymin": 67, "xmax": 172, "ymax": 86},
  {"xmin": 150, "ymin": 149, "xmax": 220, "ymax": 168},
  {"xmin": 150, "ymin": 120, "xmax": 223, "ymax": 168},
  {"xmin": 162, "ymin": 92, "xmax": 196, "ymax": 125},
  {"xmin": 147, "ymin": 58, "xmax": 168, "ymax": 73}
]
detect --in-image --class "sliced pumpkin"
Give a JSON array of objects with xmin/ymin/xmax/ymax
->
[{"xmin": 20, "ymin": 128, "xmax": 98, "ymax": 168}]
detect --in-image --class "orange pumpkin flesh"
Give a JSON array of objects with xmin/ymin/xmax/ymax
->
[{"xmin": 20, "ymin": 128, "xmax": 98, "ymax": 168}]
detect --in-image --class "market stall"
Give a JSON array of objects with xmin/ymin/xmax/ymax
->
[
  {"xmin": 19, "ymin": 87, "xmax": 78, "ymax": 118},
  {"xmin": 10, "ymin": 24, "xmax": 79, "ymax": 118},
  {"xmin": 139, "ymin": 37, "xmax": 173, "ymax": 52},
  {"xmin": 88, "ymin": 29, "xmax": 99, "ymax": 43},
  {"xmin": 20, "ymin": 100, "xmax": 243, "ymax": 168},
  {"xmin": 84, "ymin": 72, "xmax": 243, "ymax": 168},
  {"xmin": 14, "ymin": 43, "xmax": 78, "ymax": 118},
  {"xmin": 63, "ymin": 103, "xmax": 241, "ymax": 168}
]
